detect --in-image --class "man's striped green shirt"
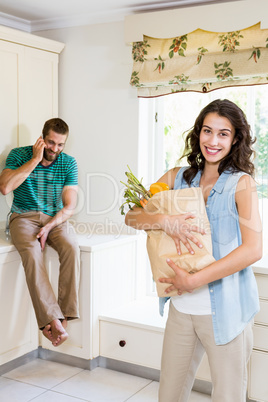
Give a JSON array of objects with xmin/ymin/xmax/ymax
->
[{"xmin": 5, "ymin": 146, "xmax": 78, "ymax": 217}]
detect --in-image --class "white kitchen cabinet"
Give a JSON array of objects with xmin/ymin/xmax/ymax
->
[
  {"xmin": 0, "ymin": 238, "xmax": 38, "ymax": 365},
  {"xmin": 18, "ymin": 46, "xmax": 60, "ymax": 147},
  {"xmin": 248, "ymin": 260, "xmax": 268, "ymax": 402},
  {"xmin": 0, "ymin": 229, "xmax": 139, "ymax": 363},
  {"xmin": 41, "ymin": 234, "xmax": 139, "ymax": 359},
  {"xmin": 99, "ymin": 296, "xmax": 211, "ymax": 381},
  {"xmin": 100, "ymin": 297, "xmax": 167, "ymax": 370},
  {"xmin": 0, "ymin": 25, "xmax": 64, "ymax": 365},
  {"xmin": 0, "ymin": 25, "xmax": 64, "ymax": 222},
  {"xmin": 249, "ymin": 350, "xmax": 268, "ymax": 402}
]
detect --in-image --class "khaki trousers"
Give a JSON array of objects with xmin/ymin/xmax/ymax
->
[
  {"xmin": 10, "ymin": 212, "xmax": 80, "ymax": 329},
  {"xmin": 159, "ymin": 302, "xmax": 253, "ymax": 402}
]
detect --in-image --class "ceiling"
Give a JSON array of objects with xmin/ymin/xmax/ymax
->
[{"xmin": 0, "ymin": 0, "xmax": 241, "ymax": 32}]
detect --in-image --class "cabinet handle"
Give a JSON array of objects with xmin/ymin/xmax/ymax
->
[{"xmin": 119, "ymin": 340, "xmax": 126, "ymax": 347}]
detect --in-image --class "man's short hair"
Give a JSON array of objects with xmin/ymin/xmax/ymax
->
[{"xmin": 42, "ymin": 118, "xmax": 69, "ymax": 138}]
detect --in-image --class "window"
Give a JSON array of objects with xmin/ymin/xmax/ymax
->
[{"xmin": 140, "ymin": 85, "xmax": 268, "ymax": 294}]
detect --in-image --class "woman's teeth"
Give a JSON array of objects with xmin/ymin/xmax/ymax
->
[{"xmin": 206, "ymin": 147, "xmax": 219, "ymax": 154}]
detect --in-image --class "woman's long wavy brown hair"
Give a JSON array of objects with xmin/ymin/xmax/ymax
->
[{"xmin": 181, "ymin": 99, "xmax": 256, "ymax": 185}]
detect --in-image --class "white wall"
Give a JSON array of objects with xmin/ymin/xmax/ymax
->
[
  {"xmin": 125, "ymin": 0, "xmax": 268, "ymax": 42},
  {"xmin": 37, "ymin": 22, "xmax": 139, "ymax": 232}
]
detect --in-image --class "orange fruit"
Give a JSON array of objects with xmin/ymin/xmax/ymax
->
[{"xmin": 150, "ymin": 182, "xmax": 169, "ymax": 195}]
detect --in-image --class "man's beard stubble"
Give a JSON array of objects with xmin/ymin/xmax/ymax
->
[{"xmin": 43, "ymin": 148, "xmax": 61, "ymax": 162}]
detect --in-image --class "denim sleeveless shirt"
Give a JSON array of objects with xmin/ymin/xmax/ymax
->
[{"xmin": 159, "ymin": 167, "xmax": 259, "ymax": 345}]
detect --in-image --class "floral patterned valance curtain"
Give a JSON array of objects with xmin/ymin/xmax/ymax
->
[{"xmin": 130, "ymin": 23, "xmax": 268, "ymax": 97}]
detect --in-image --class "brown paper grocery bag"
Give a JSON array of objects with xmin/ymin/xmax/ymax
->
[{"xmin": 144, "ymin": 187, "xmax": 215, "ymax": 297}]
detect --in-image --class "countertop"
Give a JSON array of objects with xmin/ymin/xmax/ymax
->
[
  {"xmin": 0, "ymin": 228, "xmax": 267, "ymax": 274},
  {"xmin": 0, "ymin": 228, "xmax": 139, "ymax": 254}
]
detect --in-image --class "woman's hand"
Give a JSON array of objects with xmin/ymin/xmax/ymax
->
[
  {"xmin": 159, "ymin": 258, "xmax": 195, "ymax": 295},
  {"xmin": 161, "ymin": 213, "xmax": 205, "ymax": 255}
]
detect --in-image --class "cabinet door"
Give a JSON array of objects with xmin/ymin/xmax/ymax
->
[
  {"xmin": 0, "ymin": 251, "xmax": 38, "ymax": 365},
  {"xmin": 0, "ymin": 41, "xmax": 59, "ymax": 223},
  {"xmin": 0, "ymin": 41, "xmax": 22, "ymax": 217},
  {"xmin": 91, "ymin": 240, "xmax": 137, "ymax": 358},
  {"xmin": 0, "ymin": 41, "xmax": 21, "ymax": 155},
  {"xmin": 248, "ymin": 350, "xmax": 268, "ymax": 401},
  {"xmin": 19, "ymin": 47, "xmax": 59, "ymax": 146}
]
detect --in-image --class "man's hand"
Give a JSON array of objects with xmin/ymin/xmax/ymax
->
[
  {"xmin": 161, "ymin": 213, "xmax": 205, "ymax": 255},
  {"xmin": 32, "ymin": 136, "xmax": 47, "ymax": 163},
  {"xmin": 35, "ymin": 186, "xmax": 78, "ymax": 251},
  {"xmin": 36, "ymin": 225, "xmax": 50, "ymax": 251},
  {"xmin": 159, "ymin": 258, "xmax": 195, "ymax": 295},
  {"xmin": 0, "ymin": 136, "xmax": 46, "ymax": 195}
]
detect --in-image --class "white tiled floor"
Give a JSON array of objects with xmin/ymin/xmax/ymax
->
[{"xmin": 0, "ymin": 359, "xmax": 212, "ymax": 402}]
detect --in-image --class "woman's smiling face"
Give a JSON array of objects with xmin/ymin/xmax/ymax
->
[{"xmin": 199, "ymin": 112, "xmax": 236, "ymax": 166}]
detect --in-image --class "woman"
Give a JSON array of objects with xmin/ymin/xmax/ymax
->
[{"xmin": 125, "ymin": 99, "xmax": 262, "ymax": 402}]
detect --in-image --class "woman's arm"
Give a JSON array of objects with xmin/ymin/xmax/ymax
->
[
  {"xmin": 125, "ymin": 167, "xmax": 178, "ymax": 227},
  {"xmin": 160, "ymin": 174, "xmax": 263, "ymax": 294},
  {"xmin": 125, "ymin": 167, "xmax": 205, "ymax": 255}
]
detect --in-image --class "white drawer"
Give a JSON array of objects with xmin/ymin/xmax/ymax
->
[
  {"xmin": 99, "ymin": 320, "xmax": 164, "ymax": 370},
  {"xmin": 253, "ymin": 324, "xmax": 268, "ymax": 352},
  {"xmin": 248, "ymin": 350, "xmax": 268, "ymax": 402},
  {"xmin": 255, "ymin": 274, "xmax": 268, "ymax": 299},
  {"xmin": 255, "ymin": 300, "xmax": 268, "ymax": 326}
]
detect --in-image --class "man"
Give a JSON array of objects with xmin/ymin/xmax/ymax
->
[{"xmin": 0, "ymin": 118, "xmax": 80, "ymax": 347}]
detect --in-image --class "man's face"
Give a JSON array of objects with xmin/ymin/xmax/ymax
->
[{"xmin": 43, "ymin": 130, "xmax": 68, "ymax": 162}]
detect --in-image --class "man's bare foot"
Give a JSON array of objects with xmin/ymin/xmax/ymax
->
[
  {"xmin": 43, "ymin": 319, "xmax": 68, "ymax": 347},
  {"xmin": 52, "ymin": 330, "xmax": 68, "ymax": 347},
  {"xmin": 62, "ymin": 318, "xmax": 68, "ymax": 330},
  {"xmin": 53, "ymin": 318, "xmax": 68, "ymax": 346},
  {"xmin": 43, "ymin": 325, "xmax": 53, "ymax": 342}
]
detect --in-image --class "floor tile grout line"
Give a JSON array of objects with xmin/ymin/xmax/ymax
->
[
  {"xmin": 1, "ymin": 375, "xmax": 48, "ymax": 391},
  {"xmin": 2, "ymin": 363, "xmax": 159, "ymax": 402},
  {"xmin": 3, "ymin": 360, "xmax": 86, "ymax": 393},
  {"xmin": 123, "ymin": 380, "xmax": 154, "ymax": 401},
  {"xmin": 29, "ymin": 388, "xmax": 90, "ymax": 402},
  {"xmin": 1, "ymin": 375, "xmax": 90, "ymax": 402},
  {"xmin": 49, "ymin": 367, "xmax": 87, "ymax": 391},
  {"xmin": 27, "ymin": 389, "xmax": 48, "ymax": 402}
]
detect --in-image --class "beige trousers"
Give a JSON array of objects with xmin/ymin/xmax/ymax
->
[
  {"xmin": 10, "ymin": 212, "xmax": 80, "ymax": 329},
  {"xmin": 159, "ymin": 302, "xmax": 253, "ymax": 402}
]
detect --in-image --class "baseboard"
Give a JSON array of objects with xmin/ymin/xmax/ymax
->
[
  {"xmin": 98, "ymin": 356, "xmax": 161, "ymax": 382},
  {"xmin": 0, "ymin": 349, "xmax": 39, "ymax": 376},
  {"xmin": 38, "ymin": 346, "xmax": 99, "ymax": 371}
]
